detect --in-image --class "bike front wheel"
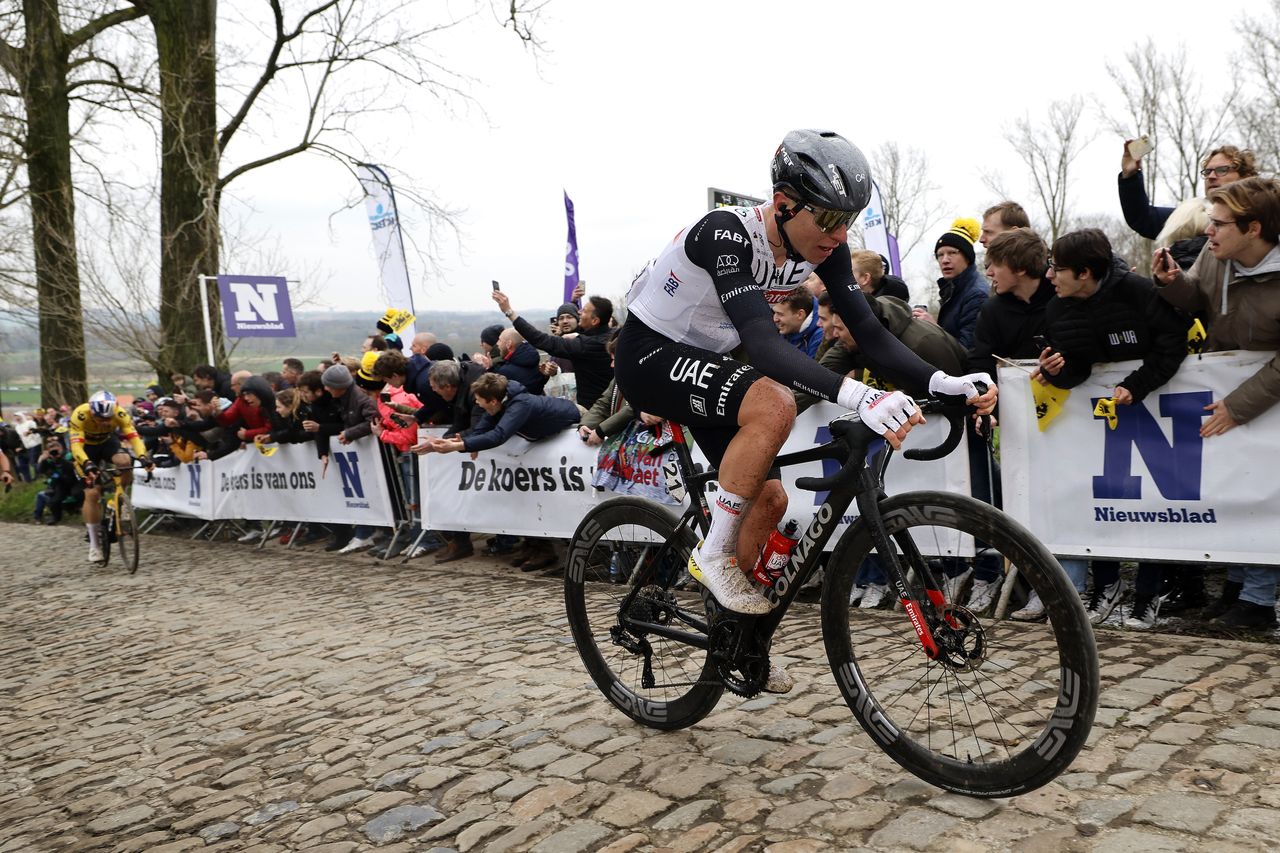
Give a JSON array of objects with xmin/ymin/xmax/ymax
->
[
  {"xmin": 565, "ymin": 496, "xmax": 723, "ymax": 730},
  {"xmin": 117, "ymin": 492, "xmax": 140, "ymax": 574},
  {"xmin": 821, "ymin": 490, "xmax": 1099, "ymax": 798}
]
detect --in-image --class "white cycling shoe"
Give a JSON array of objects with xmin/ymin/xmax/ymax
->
[
  {"xmin": 763, "ymin": 663, "xmax": 794, "ymax": 694},
  {"xmin": 88, "ymin": 544, "xmax": 104, "ymax": 564},
  {"xmin": 688, "ymin": 544, "xmax": 771, "ymax": 615}
]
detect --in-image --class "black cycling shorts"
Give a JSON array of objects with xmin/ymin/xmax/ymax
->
[
  {"xmin": 82, "ymin": 437, "xmax": 122, "ymax": 467},
  {"xmin": 615, "ymin": 317, "xmax": 765, "ymax": 469}
]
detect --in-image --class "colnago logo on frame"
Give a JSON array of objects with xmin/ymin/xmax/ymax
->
[
  {"xmin": 217, "ymin": 275, "xmax": 295, "ymax": 338},
  {"xmin": 1091, "ymin": 390, "xmax": 1218, "ymax": 525}
]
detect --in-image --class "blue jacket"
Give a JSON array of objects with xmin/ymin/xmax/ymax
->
[
  {"xmin": 404, "ymin": 353, "xmax": 449, "ymax": 421},
  {"xmin": 783, "ymin": 296, "xmax": 824, "ymax": 358},
  {"xmin": 936, "ymin": 264, "xmax": 988, "ymax": 352},
  {"xmin": 495, "ymin": 341, "xmax": 547, "ymax": 394},
  {"xmin": 462, "ymin": 381, "xmax": 581, "ymax": 452}
]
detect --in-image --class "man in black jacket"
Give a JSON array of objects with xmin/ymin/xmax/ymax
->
[
  {"xmin": 1038, "ymin": 227, "xmax": 1195, "ymax": 630},
  {"xmin": 1039, "ymin": 228, "xmax": 1190, "ymax": 402},
  {"xmin": 948, "ymin": 228, "xmax": 1055, "ymax": 614},
  {"xmin": 491, "ymin": 290, "xmax": 613, "ymax": 408}
]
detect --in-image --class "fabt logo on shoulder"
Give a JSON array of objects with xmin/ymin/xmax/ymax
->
[
  {"xmin": 1091, "ymin": 390, "xmax": 1217, "ymax": 525},
  {"xmin": 216, "ymin": 274, "xmax": 296, "ymax": 339}
]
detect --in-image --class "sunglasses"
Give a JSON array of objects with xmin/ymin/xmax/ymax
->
[
  {"xmin": 1200, "ymin": 165, "xmax": 1236, "ymax": 177},
  {"xmin": 795, "ymin": 200, "xmax": 859, "ymax": 233}
]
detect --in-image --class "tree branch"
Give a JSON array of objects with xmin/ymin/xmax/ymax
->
[{"xmin": 68, "ymin": 6, "xmax": 147, "ymax": 52}]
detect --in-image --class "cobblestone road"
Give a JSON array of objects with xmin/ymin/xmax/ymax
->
[{"xmin": 2, "ymin": 524, "xmax": 1279, "ymax": 852}]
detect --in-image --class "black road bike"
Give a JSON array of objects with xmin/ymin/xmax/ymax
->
[{"xmin": 564, "ymin": 399, "xmax": 1099, "ymax": 797}]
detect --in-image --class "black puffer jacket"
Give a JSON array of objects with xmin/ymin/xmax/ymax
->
[
  {"xmin": 967, "ymin": 279, "xmax": 1055, "ymax": 379},
  {"xmin": 1043, "ymin": 267, "xmax": 1190, "ymax": 401},
  {"xmin": 495, "ymin": 341, "xmax": 547, "ymax": 394}
]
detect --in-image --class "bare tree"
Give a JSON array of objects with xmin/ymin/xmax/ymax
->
[
  {"xmin": 1236, "ymin": 1, "xmax": 1280, "ymax": 171},
  {"xmin": 1001, "ymin": 97, "xmax": 1087, "ymax": 243},
  {"xmin": 130, "ymin": 0, "xmax": 544, "ymax": 385},
  {"xmin": 0, "ymin": 0, "xmax": 147, "ymax": 406},
  {"xmin": 1104, "ymin": 39, "xmax": 1241, "ymax": 203},
  {"xmin": 870, "ymin": 142, "xmax": 946, "ymax": 265}
]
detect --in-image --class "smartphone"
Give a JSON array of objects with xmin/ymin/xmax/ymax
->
[
  {"xmin": 491, "ymin": 280, "xmax": 501, "ymax": 291},
  {"xmin": 1033, "ymin": 335, "xmax": 1051, "ymax": 353},
  {"xmin": 1159, "ymin": 248, "xmax": 1175, "ymax": 272},
  {"xmin": 1127, "ymin": 136, "xmax": 1153, "ymax": 161},
  {"xmin": 379, "ymin": 391, "xmax": 391, "ymax": 403}
]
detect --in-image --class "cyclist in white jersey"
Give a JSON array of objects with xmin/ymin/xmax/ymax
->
[{"xmin": 616, "ymin": 131, "xmax": 997, "ymax": 656}]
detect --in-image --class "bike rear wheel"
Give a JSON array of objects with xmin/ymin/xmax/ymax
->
[
  {"xmin": 117, "ymin": 492, "xmax": 140, "ymax": 574},
  {"xmin": 821, "ymin": 490, "xmax": 1098, "ymax": 797},
  {"xmin": 565, "ymin": 496, "xmax": 723, "ymax": 730}
]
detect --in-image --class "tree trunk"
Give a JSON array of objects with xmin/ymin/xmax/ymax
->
[
  {"xmin": 22, "ymin": 0, "xmax": 87, "ymax": 407},
  {"xmin": 145, "ymin": 0, "xmax": 223, "ymax": 381}
]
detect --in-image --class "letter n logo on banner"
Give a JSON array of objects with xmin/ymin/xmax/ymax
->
[
  {"xmin": 188, "ymin": 463, "xmax": 202, "ymax": 499},
  {"xmin": 1092, "ymin": 390, "xmax": 1213, "ymax": 500},
  {"xmin": 335, "ymin": 452, "xmax": 364, "ymax": 498}
]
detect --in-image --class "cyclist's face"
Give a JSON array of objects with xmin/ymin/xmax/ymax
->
[{"xmin": 791, "ymin": 210, "xmax": 849, "ymax": 265}]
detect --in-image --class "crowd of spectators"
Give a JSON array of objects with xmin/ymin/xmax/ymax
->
[{"xmin": 3, "ymin": 138, "xmax": 1276, "ymax": 633}]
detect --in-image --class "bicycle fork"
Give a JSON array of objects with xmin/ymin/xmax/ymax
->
[{"xmin": 853, "ymin": 479, "xmax": 945, "ymax": 661}]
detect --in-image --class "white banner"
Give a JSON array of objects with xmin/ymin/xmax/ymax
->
[
  {"xmin": 420, "ymin": 402, "xmax": 970, "ymax": 543},
  {"xmin": 212, "ymin": 438, "xmax": 395, "ymax": 525},
  {"xmin": 132, "ymin": 461, "xmax": 215, "ymax": 520},
  {"xmin": 999, "ymin": 351, "xmax": 1280, "ymax": 564},
  {"xmin": 357, "ymin": 163, "xmax": 416, "ymax": 342}
]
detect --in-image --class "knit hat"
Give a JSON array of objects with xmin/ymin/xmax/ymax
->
[
  {"xmin": 480, "ymin": 324, "xmax": 505, "ymax": 347},
  {"xmin": 425, "ymin": 343, "xmax": 455, "ymax": 361},
  {"xmin": 556, "ymin": 302, "xmax": 580, "ymax": 319},
  {"xmin": 357, "ymin": 351, "xmax": 381, "ymax": 383},
  {"xmin": 934, "ymin": 217, "xmax": 981, "ymax": 266},
  {"xmin": 322, "ymin": 364, "xmax": 354, "ymax": 389}
]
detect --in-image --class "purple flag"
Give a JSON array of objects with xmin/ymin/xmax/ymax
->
[
  {"xmin": 217, "ymin": 275, "xmax": 295, "ymax": 338},
  {"xmin": 564, "ymin": 191, "xmax": 580, "ymax": 305}
]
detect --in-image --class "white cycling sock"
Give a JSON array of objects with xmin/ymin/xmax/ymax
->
[
  {"xmin": 702, "ymin": 488, "xmax": 747, "ymax": 558},
  {"xmin": 86, "ymin": 522, "xmax": 100, "ymax": 548}
]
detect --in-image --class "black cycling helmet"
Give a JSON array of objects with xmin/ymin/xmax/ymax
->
[{"xmin": 771, "ymin": 129, "xmax": 872, "ymax": 214}]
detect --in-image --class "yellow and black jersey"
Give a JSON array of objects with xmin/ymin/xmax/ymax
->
[{"xmin": 68, "ymin": 403, "xmax": 147, "ymax": 471}]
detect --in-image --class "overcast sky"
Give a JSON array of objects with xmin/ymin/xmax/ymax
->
[{"xmin": 219, "ymin": 0, "xmax": 1238, "ymax": 324}]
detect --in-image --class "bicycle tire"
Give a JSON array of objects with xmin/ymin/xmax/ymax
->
[
  {"xmin": 99, "ymin": 506, "xmax": 113, "ymax": 567},
  {"xmin": 118, "ymin": 492, "xmax": 140, "ymax": 574},
  {"xmin": 821, "ymin": 490, "xmax": 1099, "ymax": 797},
  {"xmin": 565, "ymin": 496, "xmax": 724, "ymax": 730}
]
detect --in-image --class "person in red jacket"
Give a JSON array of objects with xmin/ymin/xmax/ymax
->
[{"xmin": 216, "ymin": 375, "xmax": 276, "ymax": 442}]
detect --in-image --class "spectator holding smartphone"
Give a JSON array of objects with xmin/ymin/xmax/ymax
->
[{"xmin": 1152, "ymin": 175, "xmax": 1280, "ymax": 629}]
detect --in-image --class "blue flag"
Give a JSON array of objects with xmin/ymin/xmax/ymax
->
[{"xmin": 564, "ymin": 191, "xmax": 580, "ymax": 304}]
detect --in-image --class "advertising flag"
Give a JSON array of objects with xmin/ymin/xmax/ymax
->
[
  {"xmin": 217, "ymin": 275, "xmax": 295, "ymax": 338},
  {"xmin": 564, "ymin": 191, "xmax": 580, "ymax": 304},
  {"xmin": 861, "ymin": 181, "xmax": 902, "ymax": 276},
  {"xmin": 356, "ymin": 163, "xmax": 417, "ymax": 341}
]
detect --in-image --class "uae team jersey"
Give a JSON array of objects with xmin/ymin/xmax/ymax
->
[
  {"xmin": 627, "ymin": 205, "xmax": 815, "ymax": 354},
  {"xmin": 625, "ymin": 205, "xmax": 936, "ymax": 402}
]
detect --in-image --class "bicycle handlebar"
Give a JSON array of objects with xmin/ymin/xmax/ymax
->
[{"xmin": 794, "ymin": 386, "xmax": 986, "ymax": 492}]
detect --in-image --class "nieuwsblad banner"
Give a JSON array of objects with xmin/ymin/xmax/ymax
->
[
  {"xmin": 132, "ymin": 460, "xmax": 215, "ymax": 519},
  {"xmin": 999, "ymin": 351, "xmax": 1280, "ymax": 564},
  {"xmin": 420, "ymin": 402, "xmax": 970, "ymax": 547},
  {"xmin": 132, "ymin": 438, "xmax": 395, "ymax": 526}
]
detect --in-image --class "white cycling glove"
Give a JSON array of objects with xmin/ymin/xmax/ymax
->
[
  {"xmin": 928, "ymin": 370, "xmax": 994, "ymax": 399},
  {"xmin": 837, "ymin": 378, "xmax": 917, "ymax": 434}
]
